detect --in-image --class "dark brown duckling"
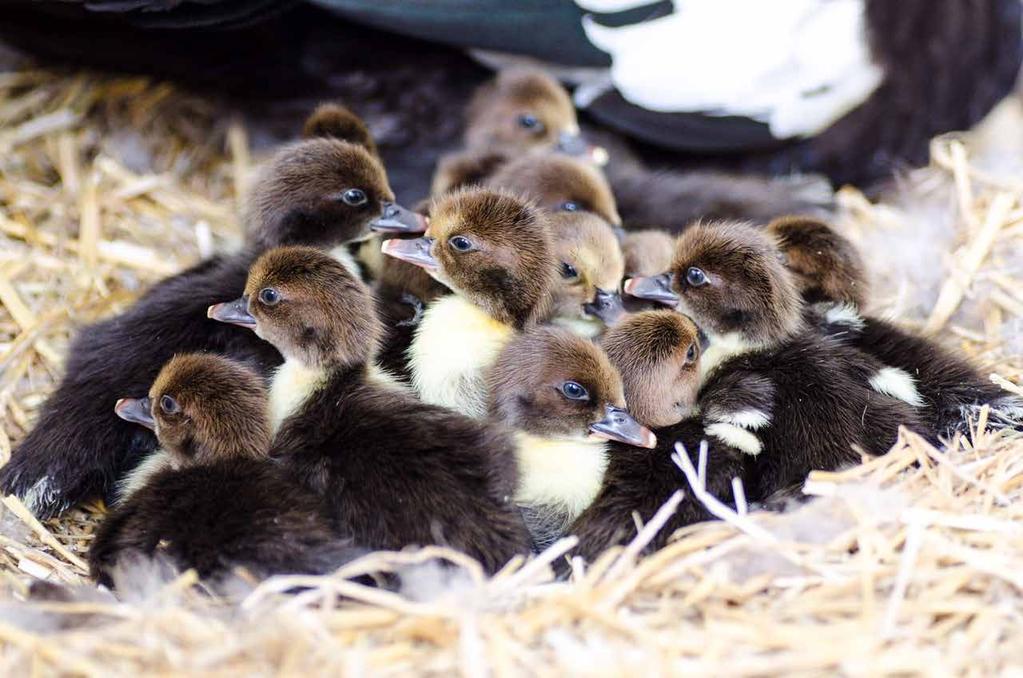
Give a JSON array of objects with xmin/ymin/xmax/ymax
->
[
  {"xmin": 89, "ymin": 353, "xmax": 360, "ymax": 589},
  {"xmin": 569, "ymin": 310, "xmax": 768, "ymax": 561},
  {"xmin": 771, "ymin": 216, "xmax": 1023, "ymax": 436},
  {"xmin": 547, "ymin": 211, "xmax": 626, "ymax": 336},
  {"xmin": 208, "ymin": 246, "xmax": 531, "ymax": 574},
  {"xmin": 0, "ymin": 105, "xmax": 412, "ymax": 519},
  {"xmin": 382, "ymin": 188, "xmax": 557, "ymax": 418},
  {"xmin": 625, "ymin": 221, "xmax": 929, "ymax": 501},
  {"xmin": 487, "ymin": 326, "xmax": 655, "ymax": 550}
]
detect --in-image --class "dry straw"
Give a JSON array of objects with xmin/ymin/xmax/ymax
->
[{"xmin": 0, "ymin": 68, "xmax": 1021, "ymax": 675}]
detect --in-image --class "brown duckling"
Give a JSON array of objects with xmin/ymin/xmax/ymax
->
[
  {"xmin": 382, "ymin": 188, "xmax": 557, "ymax": 418},
  {"xmin": 432, "ymin": 67, "xmax": 607, "ymax": 195},
  {"xmin": 208, "ymin": 246, "xmax": 531, "ymax": 573},
  {"xmin": 569, "ymin": 311, "xmax": 769, "ymax": 560},
  {"xmin": 547, "ymin": 211, "xmax": 626, "ymax": 336},
  {"xmin": 90, "ymin": 354, "xmax": 360, "ymax": 588},
  {"xmin": 487, "ymin": 327, "xmax": 655, "ymax": 550},
  {"xmin": 0, "ymin": 104, "xmax": 414, "ymax": 520},
  {"xmin": 620, "ymin": 228, "xmax": 676, "ymax": 314},
  {"xmin": 771, "ymin": 216, "xmax": 1023, "ymax": 436},
  {"xmin": 625, "ymin": 221, "xmax": 929, "ymax": 501}
]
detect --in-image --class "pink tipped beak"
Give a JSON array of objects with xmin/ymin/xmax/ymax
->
[
  {"xmin": 381, "ymin": 236, "xmax": 439, "ymax": 271},
  {"xmin": 589, "ymin": 404, "xmax": 657, "ymax": 449}
]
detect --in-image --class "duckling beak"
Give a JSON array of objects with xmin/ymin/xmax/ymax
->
[
  {"xmin": 589, "ymin": 404, "xmax": 657, "ymax": 449},
  {"xmin": 556, "ymin": 131, "xmax": 609, "ymax": 166},
  {"xmin": 380, "ymin": 237, "xmax": 439, "ymax": 271},
  {"xmin": 583, "ymin": 288, "xmax": 626, "ymax": 325},
  {"xmin": 370, "ymin": 202, "xmax": 428, "ymax": 234},
  {"xmin": 623, "ymin": 273, "xmax": 679, "ymax": 306},
  {"xmin": 114, "ymin": 397, "xmax": 155, "ymax": 431},
  {"xmin": 207, "ymin": 297, "xmax": 256, "ymax": 329}
]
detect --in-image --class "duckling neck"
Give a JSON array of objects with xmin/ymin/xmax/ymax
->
[{"xmin": 512, "ymin": 431, "xmax": 610, "ymax": 520}]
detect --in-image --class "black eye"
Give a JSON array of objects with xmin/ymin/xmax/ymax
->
[
  {"xmin": 560, "ymin": 262, "xmax": 579, "ymax": 279},
  {"xmin": 340, "ymin": 188, "xmax": 368, "ymax": 206},
  {"xmin": 560, "ymin": 381, "xmax": 589, "ymax": 401},
  {"xmin": 686, "ymin": 267, "xmax": 708, "ymax": 287},
  {"xmin": 518, "ymin": 114, "xmax": 544, "ymax": 132},
  {"xmin": 160, "ymin": 395, "xmax": 180, "ymax": 415},
  {"xmin": 258, "ymin": 287, "xmax": 281, "ymax": 306},
  {"xmin": 449, "ymin": 235, "xmax": 473, "ymax": 252},
  {"xmin": 686, "ymin": 343, "xmax": 698, "ymax": 363},
  {"xmin": 560, "ymin": 201, "xmax": 580, "ymax": 212}
]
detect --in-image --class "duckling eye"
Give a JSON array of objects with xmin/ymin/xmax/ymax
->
[
  {"xmin": 686, "ymin": 267, "xmax": 708, "ymax": 287},
  {"xmin": 160, "ymin": 395, "xmax": 180, "ymax": 415},
  {"xmin": 560, "ymin": 381, "xmax": 589, "ymax": 401},
  {"xmin": 258, "ymin": 287, "xmax": 281, "ymax": 306},
  {"xmin": 560, "ymin": 201, "xmax": 580, "ymax": 212},
  {"xmin": 449, "ymin": 235, "xmax": 474, "ymax": 252},
  {"xmin": 340, "ymin": 188, "xmax": 368, "ymax": 206},
  {"xmin": 560, "ymin": 262, "xmax": 579, "ymax": 280},
  {"xmin": 685, "ymin": 343, "xmax": 698, "ymax": 364},
  {"xmin": 518, "ymin": 113, "xmax": 544, "ymax": 132}
]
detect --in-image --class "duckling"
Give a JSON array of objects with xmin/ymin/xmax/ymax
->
[
  {"xmin": 620, "ymin": 228, "xmax": 676, "ymax": 314},
  {"xmin": 547, "ymin": 211, "xmax": 626, "ymax": 337},
  {"xmin": 89, "ymin": 353, "xmax": 360, "ymax": 588},
  {"xmin": 208, "ymin": 246, "xmax": 531, "ymax": 573},
  {"xmin": 383, "ymin": 188, "xmax": 557, "ymax": 418},
  {"xmin": 770, "ymin": 216, "xmax": 1023, "ymax": 436},
  {"xmin": 0, "ymin": 105, "xmax": 412, "ymax": 519},
  {"xmin": 487, "ymin": 326, "xmax": 656, "ymax": 550},
  {"xmin": 432, "ymin": 67, "xmax": 607, "ymax": 195},
  {"xmin": 569, "ymin": 311, "xmax": 766, "ymax": 560},
  {"xmin": 625, "ymin": 221, "xmax": 928, "ymax": 501}
]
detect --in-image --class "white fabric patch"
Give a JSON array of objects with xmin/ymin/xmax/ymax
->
[
  {"xmin": 576, "ymin": 0, "xmax": 883, "ymax": 138},
  {"xmin": 869, "ymin": 366, "xmax": 924, "ymax": 407},
  {"xmin": 706, "ymin": 422, "xmax": 763, "ymax": 456}
]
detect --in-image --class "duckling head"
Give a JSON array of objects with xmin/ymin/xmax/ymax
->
[
  {"xmin": 381, "ymin": 188, "xmax": 557, "ymax": 328},
  {"xmin": 548, "ymin": 211, "xmax": 626, "ymax": 330},
  {"xmin": 466, "ymin": 68, "xmax": 605, "ymax": 163},
  {"xmin": 208, "ymin": 245, "xmax": 382, "ymax": 369},
  {"xmin": 114, "ymin": 353, "xmax": 271, "ymax": 466},
  {"xmin": 767, "ymin": 215, "xmax": 869, "ymax": 308},
  {"xmin": 245, "ymin": 105, "xmax": 424, "ymax": 250},
  {"xmin": 487, "ymin": 153, "xmax": 620, "ymax": 226},
  {"xmin": 625, "ymin": 221, "xmax": 803, "ymax": 348},
  {"xmin": 602, "ymin": 311, "xmax": 706, "ymax": 428},
  {"xmin": 488, "ymin": 327, "xmax": 656, "ymax": 448},
  {"xmin": 622, "ymin": 229, "xmax": 675, "ymax": 279}
]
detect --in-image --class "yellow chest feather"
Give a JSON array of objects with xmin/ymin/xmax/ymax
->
[
  {"xmin": 513, "ymin": 432, "xmax": 609, "ymax": 519},
  {"xmin": 700, "ymin": 331, "xmax": 760, "ymax": 382},
  {"xmin": 409, "ymin": 295, "xmax": 515, "ymax": 418},
  {"xmin": 269, "ymin": 359, "xmax": 328, "ymax": 433},
  {"xmin": 117, "ymin": 450, "xmax": 175, "ymax": 504}
]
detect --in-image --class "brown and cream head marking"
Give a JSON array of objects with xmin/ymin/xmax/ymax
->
[
  {"xmin": 487, "ymin": 153, "xmax": 621, "ymax": 226},
  {"xmin": 114, "ymin": 354, "xmax": 271, "ymax": 465},
  {"xmin": 601, "ymin": 311, "xmax": 706, "ymax": 428},
  {"xmin": 465, "ymin": 67, "xmax": 602, "ymax": 161},
  {"xmin": 547, "ymin": 211, "xmax": 626, "ymax": 329},
  {"xmin": 626, "ymin": 221, "xmax": 803, "ymax": 348},
  {"xmin": 622, "ymin": 229, "xmax": 675, "ymax": 279},
  {"xmin": 766, "ymin": 215, "xmax": 869, "ymax": 308},
  {"xmin": 487, "ymin": 327, "xmax": 656, "ymax": 448},
  {"xmin": 208, "ymin": 246, "xmax": 382, "ymax": 368},
  {"xmin": 245, "ymin": 104, "xmax": 424, "ymax": 250},
  {"xmin": 381, "ymin": 188, "xmax": 557, "ymax": 328}
]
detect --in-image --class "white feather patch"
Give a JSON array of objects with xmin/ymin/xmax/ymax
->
[
  {"xmin": 699, "ymin": 330, "xmax": 759, "ymax": 382},
  {"xmin": 408, "ymin": 295, "xmax": 515, "ymax": 418},
  {"xmin": 268, "ymin": 359, "xmax": 328, "ymax": 433},
  {"xmin": 551, "ymin": 314, "xmax": 605, "ymax": 339},
  {"xmin": 327, "ymin": 243, "xmax": 364, "ymax": 281},
  {"xmin": 821, "ymin": 302, "xmax": 866, "ymax": 330},
  {"xmin": 116, "ymin": 451, "xmax": 175, "ymax": 504},
  {"xmin": 869, "ymin": 366, "xmax": 924, "ymax": 407},
  {"xmin": 711, "ymin": 408, "xmax": 771, "ymax": 430},
  {"xmin": 705, "ymin": 423, "xmax": 763, "ymax": 456},
  {"xmin": 513, "ymin": 432, "xmax": 609, "ymax": 521}
]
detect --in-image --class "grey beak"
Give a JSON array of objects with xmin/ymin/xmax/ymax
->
[
  {"xmin": 697, "ymin": 326, "xmax": 711, "ymax": 352},
  {"xmin": 207, "ymin": 296, "xmax": 256, "ymax": 329},
  {"xmin": 381, "ymin": 236, "xmax": 439, "ymax": 271},
  {"xmin": 370, "ymin": 202, "xmax": 428, "ymax": 234},
  {"xmin": 583, "ymin": 288, "xmax": 626, "ymax": 325},
  {"xmin": 115, "ymin": 397, "xmax": 155, "ymax": 431},
  {"xmin": 623, "ymin": 273, "xmax": 679, "ymax": 306}
]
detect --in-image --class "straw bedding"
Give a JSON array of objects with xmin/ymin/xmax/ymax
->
[{"xmin": 0, "ymin": 67, "xmax": 1021, "ymax": 676}]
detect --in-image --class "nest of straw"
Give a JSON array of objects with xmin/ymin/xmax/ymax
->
[{"xmin": 0, "ymin": 68, "xmax": 1022, "ymax": 675}]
